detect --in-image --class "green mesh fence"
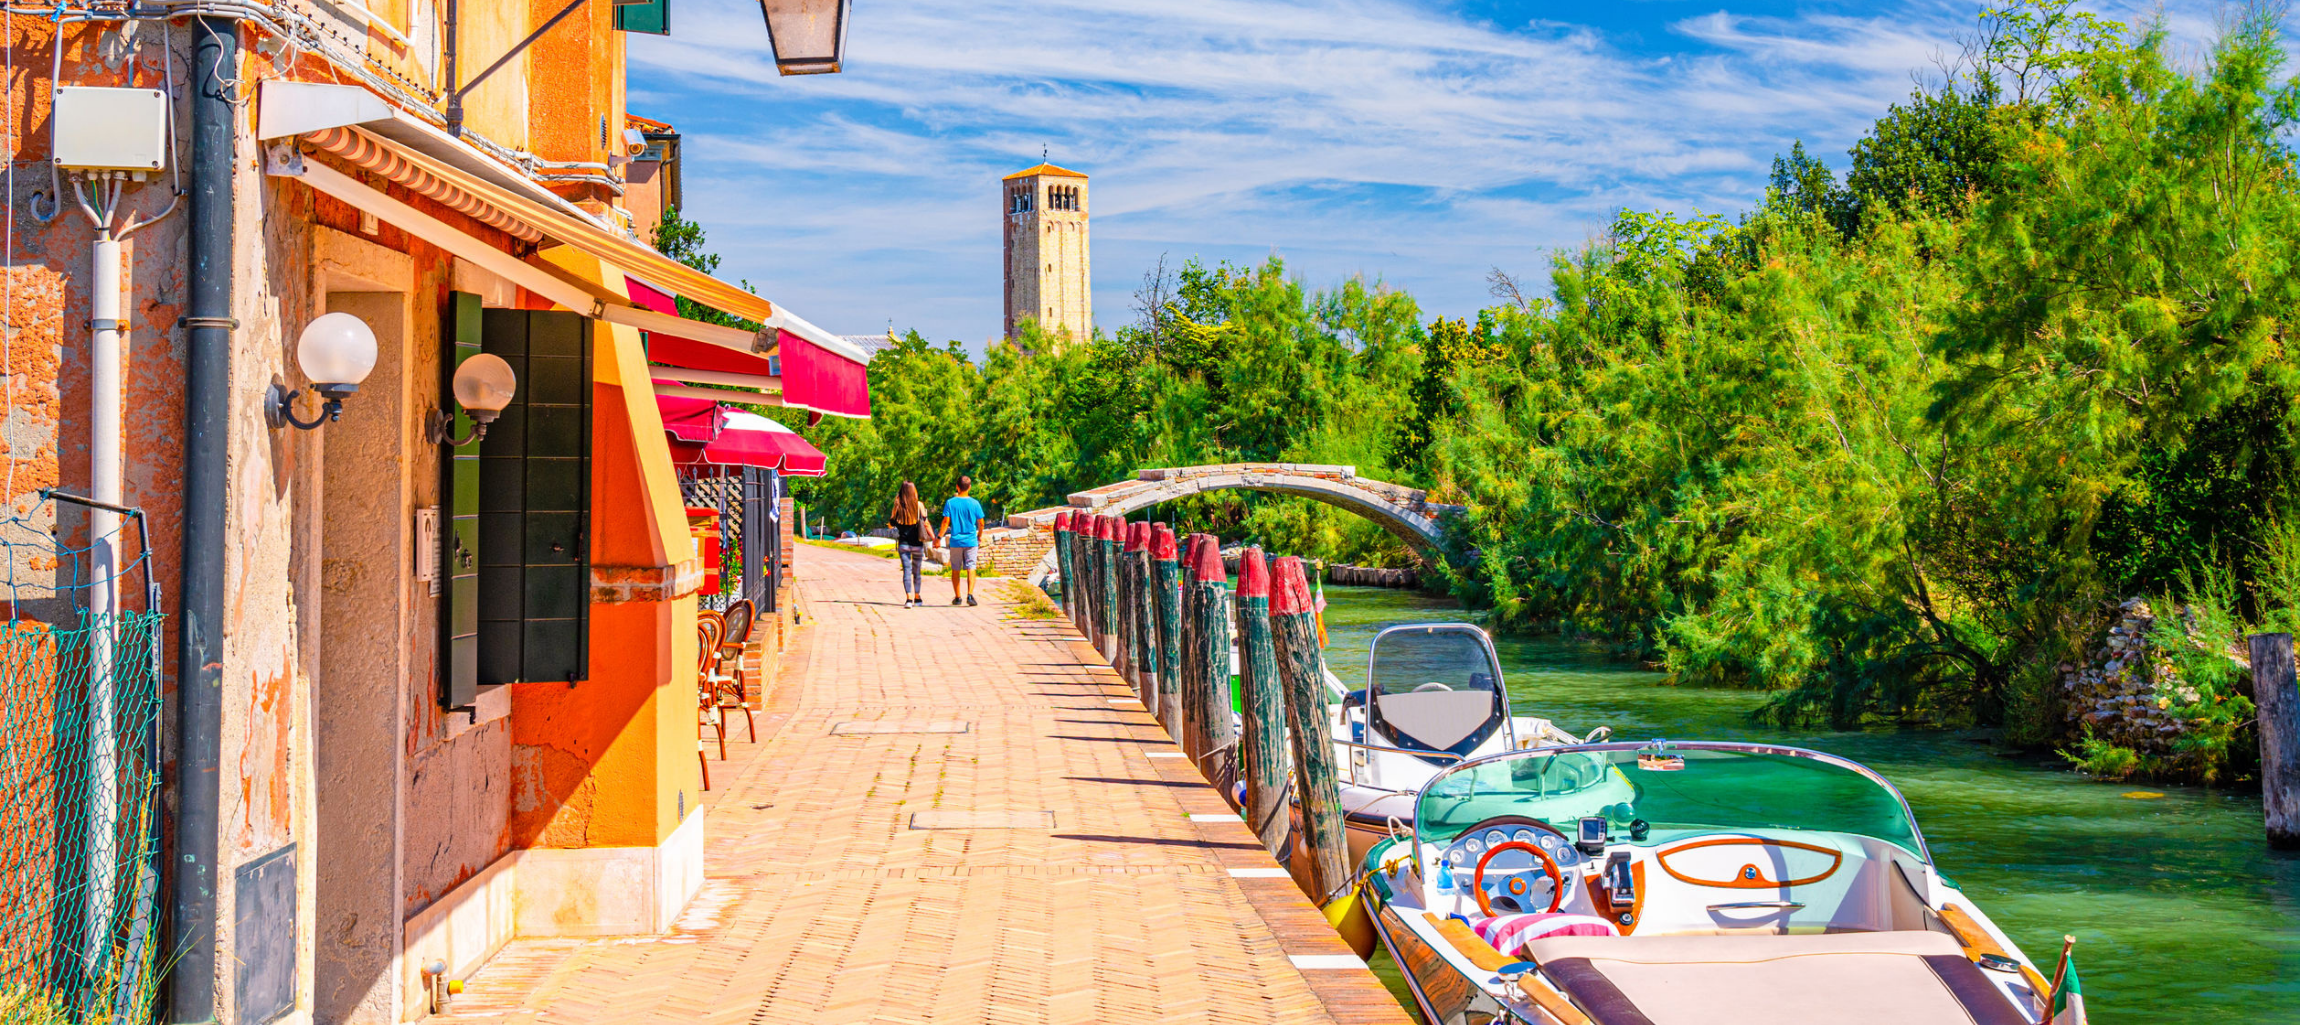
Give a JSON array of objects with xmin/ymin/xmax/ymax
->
[{"xmin": 0, "ymin": 494, "xmax": 166, "ymax": 1025}]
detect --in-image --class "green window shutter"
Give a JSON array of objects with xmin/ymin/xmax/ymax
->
[
  {"xmin": 614, "ymin": 0, "xmax": 669, "ymax": 35},
  {"xmin": 441, "ymin": 291, "xmax": 485, "ymax": 709},
  {"xmin": 477, "ymin": 309, "xmax": 593, "ymax": 686}
]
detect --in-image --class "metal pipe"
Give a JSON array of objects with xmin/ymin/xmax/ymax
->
[
  {"xmin": 447, "ymin": 0, "xmax": 584, "ymax": 136},
  {"xmin": 169, "ymin": 14, "xmax": 234, "ymax": 1024},
  {"xmin": 88, "ymin": 229, "xmax": 122, "ymax": 975}
]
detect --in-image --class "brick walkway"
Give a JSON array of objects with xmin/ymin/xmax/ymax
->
[{"xmin": 441, "ymin": 545, "xmax": 1412, "ymax": 1024}]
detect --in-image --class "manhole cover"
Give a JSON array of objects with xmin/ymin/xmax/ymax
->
[
  {"xmin": 830, "ymin": 720, "xmax": 971, "ymax": 735},
  {"xmin": 907, "ymin": 810, "xmax": 1057, "ymax": 829}
]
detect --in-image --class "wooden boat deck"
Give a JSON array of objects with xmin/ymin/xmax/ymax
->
[{"xmin": 436, "ymin": 544, "xmax": 1412, "ymax": 1024}]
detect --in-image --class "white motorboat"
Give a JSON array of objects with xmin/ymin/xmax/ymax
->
[
  {"xmin": 1319, "ymin": 623, "xmax": 1592, "ymax": 863},
  {"xmin": 1360, "ymin": 740, "xmax": 2057, "ymax": 1025}
]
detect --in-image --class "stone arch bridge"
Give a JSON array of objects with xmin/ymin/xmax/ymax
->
[{"xmin": 962, "ymin": 464, "xmax": 1463, "ymax": 583}]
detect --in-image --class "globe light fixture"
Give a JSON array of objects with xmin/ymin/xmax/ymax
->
[
  {"xmin": 266, "ymin": 312, "xmax": 379, "ymax": 431},
  {"xmin": 427, "ymin": 353, "xmax": 520, "ymax": 446},
  {"xmin": 757, "ymin": 0, "xmax": 849, "ymax": 75}
]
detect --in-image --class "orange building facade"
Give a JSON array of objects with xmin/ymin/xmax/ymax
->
[{"xmin": 0, "ymin": 5, "xmax": 863, "ymax": 1024}]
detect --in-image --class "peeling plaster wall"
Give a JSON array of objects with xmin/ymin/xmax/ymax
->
[{"xmin": 4, "ymin": 9, "xmax": 674, "ymax": 1020}]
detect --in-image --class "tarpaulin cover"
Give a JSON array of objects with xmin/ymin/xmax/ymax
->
[{"xmin": 656, "ymin": 393, "xmax": 724, "ymax": 444}]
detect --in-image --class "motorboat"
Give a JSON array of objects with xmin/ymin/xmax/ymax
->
[
  {"xmin": 1322, "ymin": 624, "xmax": 1590, "ymax": 862},
  {"xmin": 1360, "ymin": 740, "xmax": 2056, "ymax": 1025}
]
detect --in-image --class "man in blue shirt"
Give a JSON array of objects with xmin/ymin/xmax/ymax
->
[{"xmin": 939, "ymin": 475, "xmax": 986, "ymax": 606}]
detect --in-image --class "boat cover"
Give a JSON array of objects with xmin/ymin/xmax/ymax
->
[{"xmin": 1519, "ymin": 931, "xmax": 2028, "ymax": 1025}]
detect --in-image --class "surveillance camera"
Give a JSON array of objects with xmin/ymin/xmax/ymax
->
[{"xmin": 621, "ymin": 128, "xmax": 649, "ymax": 159}]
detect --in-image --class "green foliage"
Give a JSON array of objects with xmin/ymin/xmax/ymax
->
[
  {"xmin": 653, "ymin": 208, "xmax": 760, "ymax": 330},
  {"xmin": 2059, "ymin": 732, "xmax": 2141, "ymax": 779},
  {"xmin": 786, "ymin": 259, "xmax": 1430, "ymax": 570},
  {"xmin": 702, "ymin": 1, "xmax": 2298, "ymax": 780},
  {"xmin": 1846, "ymin": 85, "xmax": 2007, "ymax": 223}
]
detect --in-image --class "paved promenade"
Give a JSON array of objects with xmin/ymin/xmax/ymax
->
[{"xmin": 442, "ymin": 544, "xmax": 1411, "ymax": 1024}]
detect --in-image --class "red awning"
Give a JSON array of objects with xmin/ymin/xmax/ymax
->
[
  {"xmin": 631, "ymin": 275, "xmax": 872, "ymax": 419},
  {"xmin": 656, "ymin": 394, "xmax": 826, "ymax": 476}
]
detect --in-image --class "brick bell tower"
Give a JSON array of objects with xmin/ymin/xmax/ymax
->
[{"xmin": 1002, "ymin": 161, "xmax": 1091, "ymax": 343}]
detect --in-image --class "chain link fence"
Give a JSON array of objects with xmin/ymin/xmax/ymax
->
[{"xmin": 0, "ymin": 493, "xmax": 167, "ymax": 1024}]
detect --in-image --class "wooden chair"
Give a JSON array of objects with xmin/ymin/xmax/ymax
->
[
  {"xmin": 697, "ymin": 615, "xmax": 726, "ymax": 787},
  {"xmin": 713, "ymin": 599, "xmax": 758, "ymax": 742}
]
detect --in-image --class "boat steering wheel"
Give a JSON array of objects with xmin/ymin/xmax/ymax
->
[{"xmin": 1473, "ymin": 841, "xmax": 1567, "ymax": 917}]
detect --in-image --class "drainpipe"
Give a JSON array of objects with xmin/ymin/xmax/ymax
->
[
  {"xmin": 88, "ymin": 227, "xmax": 121, "ymax": 980},
  {"xmin": 170, "ymin": 14, "xmax": 235, "ymax": 1025}
]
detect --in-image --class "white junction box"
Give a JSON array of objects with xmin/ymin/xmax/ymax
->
[{"xmin": 53, "ymin": 86, "xmax": 168, "ymax": 172}]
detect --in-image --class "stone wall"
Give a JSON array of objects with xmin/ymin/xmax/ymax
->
[{"xmin": 2058, "ymin": 598, "xmax": 2246, "ymax": 763}]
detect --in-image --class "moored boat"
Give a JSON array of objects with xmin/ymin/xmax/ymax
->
[{"xmin": 1359, "ymin": 740, "xmax": 2057, "ymax": 1025}]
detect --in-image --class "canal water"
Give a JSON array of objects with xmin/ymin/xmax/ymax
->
[{"xmin": 1316, "ymin": 583, "xmax": 2300, "ymax": 1024}]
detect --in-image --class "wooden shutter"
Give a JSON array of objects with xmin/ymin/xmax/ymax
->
[
  {"xmin": 440, "ymin": 292, "xmax": 485, "ymax": 709},
  {"xmin": 477, "ymin": 309, "xmax": 592, "ymax": 686}
]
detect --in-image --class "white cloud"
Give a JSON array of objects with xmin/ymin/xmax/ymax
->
[{"xmin": 625, "ymin": 0, "xmax": 2241, "ymax": 347}]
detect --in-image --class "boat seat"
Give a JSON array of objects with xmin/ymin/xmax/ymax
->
[
  {"xmin": 1374, "ymin": 691, "xmax": 1494, "ymax": 750},
  {"xmin": 1518, "ymin": 931, "xmax": 2028, "ymax": 1025}
]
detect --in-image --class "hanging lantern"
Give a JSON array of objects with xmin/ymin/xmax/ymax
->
[{"xmin": 757, "ymin": 0, "xmax": 850, "ymax": 75}]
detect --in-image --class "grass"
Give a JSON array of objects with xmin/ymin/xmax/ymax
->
[
  {"xmin": 997, "ymin": 579, "xmax": 1060, "ymax": 620},
  {"xmin": 798, "ymin": 537, "xmax": 1002, "ymax": 577},
  {"xmin": 800, "ymin": 537, "xmax": 895, "ymax": 559}
]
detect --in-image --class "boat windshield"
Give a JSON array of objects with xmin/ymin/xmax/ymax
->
[
  {"xmin": 1368, "ymin": 624, "xmax": 1503, "ymax": 698},
  {"xmin": 1413, "ymin": 744, "xmax": 1926, "ymax": 859}
]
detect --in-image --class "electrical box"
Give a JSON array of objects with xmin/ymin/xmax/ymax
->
[
  {"xmin": 416, "ymin": 506, "xmax": 441, "ymax": 595},
  {"xmin": 52, "ymin": 87, "xmax": 168, "ymax": 172}
]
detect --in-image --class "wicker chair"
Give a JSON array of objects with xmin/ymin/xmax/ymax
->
[
  {"xmin": 713, "ymin": 599, "xmax": 758, "ymax": 742},
  {"xmin": 697, "ymin": 613, "xmax": 726, "ymax": 788}
]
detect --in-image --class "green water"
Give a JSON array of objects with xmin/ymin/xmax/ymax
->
[{"xmin": 1317, "ymin": 584, "xmax": 2300, "ymax": 1023}]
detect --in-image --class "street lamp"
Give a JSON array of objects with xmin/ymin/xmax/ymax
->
[
  {"xmin": 427, "ymin": 353, "xmax": 519, "ymax": 446},
  {"xmin": 266, "ymin": 312, "xmax": 378, "ymax": 430},
  {"xmin": 758, "ymin": 0, "xmax": 850, "ymax": 75}
]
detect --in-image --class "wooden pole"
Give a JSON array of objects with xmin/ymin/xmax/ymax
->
[
  {"xmin": 1151, "ymin": 524, "xmax": 1183, "ymax": 731},
  {"xmin": 1176, "ymin": 533, "xmax": 1205, "ymax": 762},
  {"xmin": 1071, "ymin": 511, "xmax": 1095, "ymax": 637},
  {"xmin": 1052, "ymin": 511, "xmax": 1075, "ymax": 619},
  {"xmin": 1096, "ymin": 515, "xmax": 1121, "ymax": 662},
  {"xmin": 1234, "ymin": 547, "xmax": 1289, "ymax": 857},
  {"xmin": 1273, "ymin": 555, "xmax": 1348, "ymax": 902},
  {"xmin": 1127, "ymin": 522, "xmax": 1159, "ymax": 706},
  {"xmin": 1190, "ymin": 536, "xmax": 1237, "ymax": 784},
  {"xmin": 1114, "ymin": 520, "xmax": 1138, "ymax": 682},
  {"xmin": 1117, "ymin": 523, "xmax": 1145, "ymax": 684},
  {"xmin": 2253, "ymin": 633, "xmax": 2300, "ymax": 848}
]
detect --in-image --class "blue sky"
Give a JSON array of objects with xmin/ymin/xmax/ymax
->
[{"xmin": 627, "ymin": 0, "xmax": 2230, "ymax": 349}]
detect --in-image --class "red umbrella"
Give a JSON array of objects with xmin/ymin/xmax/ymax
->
[{"xmin": 657, "ymin": 394, "xmax": 826, "ymax": 476}]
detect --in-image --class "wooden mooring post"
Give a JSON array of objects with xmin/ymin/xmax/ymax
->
[
  {"xmin": 1073, "ymin": 512, "xmax": 1097, "ymax": 640},
  {"xmin": 1052, "ymin": 511, "xmax": 1075, "ymax": 619},
  {"xmin": 1096, "ymin": 515, "xmax": 1121, "ymax": 661},
  {"xmin": 2253, "ymin": 633, "xmax": 2300, "ymax": 848},
  {"xmin": 1128, "ymin": 522, "xmax": 1159, "ymax": 706},
  {"xmin": 1234, "ymin": 547, "xmax": 1289, "ymax": 857},
  {"xmin": 1273, "ymin": 555, "xmax": 1349, "ymax": 901},
  {"xmin": 1151, "ymin": 525, "xmax": 1183, "ymax": 730},
  {"xmin": 1116, "ymin": 520, "xmax": 1141, "ymax": 682},
  {"xmin": 1186, "ymin": 533, "xmax": 1223, "ymax": 763},
  {"xmin": 1189, "ymin": 536, "xmax": 1237, "ymax": 783}
]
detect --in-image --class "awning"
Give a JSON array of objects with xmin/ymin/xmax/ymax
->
[
  {"xmin": 657, "ymin": 394, "xmax": 826, "ymax": 476},
  {"xmin": 257, "ymin": 81, "xmax": 872, "ymax": 419},
  {"xmin": 631, "ymin": 275, "xmax": 871, "ymax": 420}
]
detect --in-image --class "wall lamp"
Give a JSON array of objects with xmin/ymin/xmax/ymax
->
[
  {"xmin": 426, "ymin": 354, "xmax": 518, "ymax": 446},
  {"xmin": 266, "ymin": 312, "xmax": 378, "ymax": 431}
]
